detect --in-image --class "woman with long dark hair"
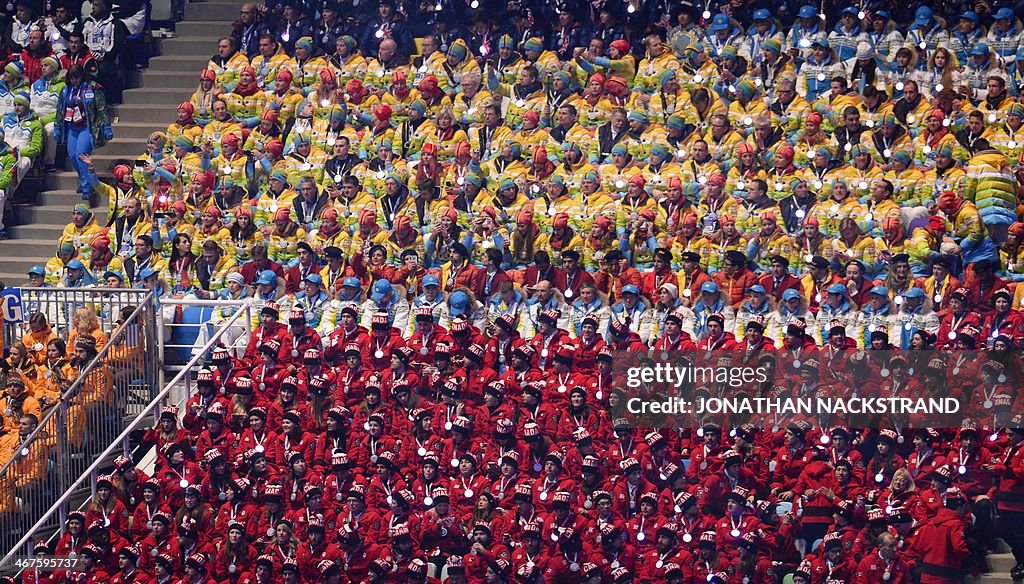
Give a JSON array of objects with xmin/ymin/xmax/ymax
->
[
  {"xmin": 866, "ymin": 429, "xmax": 906, "ymax": 489},
  {"xmin": 56, "ymin": 64, "xmax": 111, "ymax": 200},
  {"xmin": 165, "ymin": 233, "xmax": 196, "ymax": 294}
]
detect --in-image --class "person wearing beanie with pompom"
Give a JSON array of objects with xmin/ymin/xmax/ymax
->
[
  {"xmin": 863, "ymin": 114, "xmax": 911, "ymax": 169},
  {"xmin": 918, "ymin": 143, "xmax": 966, "ymax": 204},
  {"xmin": 291, "ymin": 36, "xmax": 329, "ymax": 95},
  {"xmin": 313, "ymin": 101, "xmax": 359, "ymax": 159},
  {"xmin": 261, "ymin": 69, "xmax": 301, "ymax": 128},
  {"xmin": 165, "ymin": 101, "xmax": 203, "ymax": 151},
  {"xmin": 325, "ymin": 35, "xmax": 366, "ymax": 90},
  {"xmin": 190, "ymin": 68, "xmax": 218, "ymax": 127},
  {"xmin": 30, "ymin": 54, "xmax": 64, "ymax": 172},
  {"xmin": 1, "ymin": 90, "xmax": 40, "ymax": 193}
]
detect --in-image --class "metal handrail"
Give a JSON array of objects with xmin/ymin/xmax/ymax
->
[
  {"xmin": 148, "ymin": 300, "xmax": 251, "ymax": 422},
  {"xmin": 4, "ymin": 286, "xmax": 153, "ymax": 340},
  {"xmin": 0, "ymin": 290, "xmax": 156, "ymax": 480},
  {"xmin": 0, "ymin": 299, "xmax": 255, "ymax": 567},
  {"xmin": 162, "ymin": 298, "xmax": 262, "ymax": 305},
  {"xmin": 158, "ymin": 297, "xmax": 253, "ymax": 381}
]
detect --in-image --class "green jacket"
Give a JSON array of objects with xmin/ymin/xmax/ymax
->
[
  {"xmin": 0, "ymin": 147, "xmax": 17, "ymax": 190},
  {"xmin": 3, "ymin": 111, "xmax": 43, "ymax": 160}
]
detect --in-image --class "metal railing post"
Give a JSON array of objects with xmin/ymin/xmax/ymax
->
[
  {"xmin": 56, "ymin": 503, "xmax": 66, "ymax": 539},
  {"xmin": 156, "ymin": 302, "xmax": 165, "ymax": 389},
  {"xmin": 151, "ymin": 304, "xmax": 161, "ymax": 402},
  {"xmin": 54, "ymin": 401, "xmax": 68, "ymax": 508}
]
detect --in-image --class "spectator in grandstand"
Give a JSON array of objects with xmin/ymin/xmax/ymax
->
[
  {"xmin": 81, "ymin": 0, "xmax": 126, "ymax": 103},
  {"xmin": 56, "ymin": 64, "xmax": 111, "ymax": 200},
  {"xmin": 16, "ymin": 3, "xmax": 1024, "ymax": 582},
  {"xmin": 66, "ymin": 305, "xmax": 106, "ymax": 357},
  {"xmin": 20, "ymin": 312, "xmax": 57, "ymax": 367},
  {"xmin": 231, "ymin": 4, "xmax": 266, "ymax": 59}
]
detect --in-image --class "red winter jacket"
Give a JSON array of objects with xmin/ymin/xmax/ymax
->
[
  {"xmin": 914, "ymin": 507, "xmax": 971, "ymax": 584},
  {"xmin": 993, "ymin": 438, "xmax": 1024, "ymax": 512}
]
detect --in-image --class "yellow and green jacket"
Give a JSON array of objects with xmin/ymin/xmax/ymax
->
[
  {"xmin": 207, "ymin": 51, "xmax": 250, "ymax": 92},
  {"xmin": 251, "ymin": 51, "xmax": 294, "ymax": 89}
]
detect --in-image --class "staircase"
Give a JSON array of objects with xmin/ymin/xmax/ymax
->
[
  {"xmin": 982, "ymin": 551, "xmax": 1019, "ymax": 584},
  {"xmin": 0, "ymin": 0, "xmax": 242, "ymax": 285}
]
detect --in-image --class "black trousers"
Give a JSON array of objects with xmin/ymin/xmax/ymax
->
[{"xmin": 1000, "ymin": 509, "xmax": 1024, "ymax": 566}]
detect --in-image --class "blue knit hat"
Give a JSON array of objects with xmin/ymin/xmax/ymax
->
[
  {"xmin": 627, "ymin": 110, "xmax": 648, "ymax": 124},
  {"xmin": 735, "ymin": 79, "xmax": 756, "ymax": 100},
  {"xmin": 891, "ymin": 149, "xmax": 913, "ymax": 166},
  {"xmin": 657, "ymin": 69, "xmax": 676, "ymax": 87},
  {"xmin": 448, "ymin": 40, "xmax": 468, "ymax": 60},
  {"xmin": 4, "ymin": 61, "xmax": 23, "ymax": 79},
  {"xmin": 506, "ymin": 140, "xmax": 522, "ymax": 159},
  {"xmin": 327, "ymin": 104, "xmax": 346, "ymax": 123}
]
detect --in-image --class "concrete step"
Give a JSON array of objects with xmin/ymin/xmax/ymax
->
[
  {"xmin": 185, "ymin": 1, "xmax": 247, "ymax": 21},
  {"xmin": 0, "ymin": 252, "xmax": 44, "ymax": 268},
  {"xmin": 0, "ymin": 262, "xmax": 49, "ymax": 281},
  {"xmin": 38, "ymin": 190, "xmax": 83, "ymax": 207},
  {"xmin": 0, "ymin": 272, "xmax": 31, "ymax": 286},
  {"xmin": 121, "ymin": 86, "xmax": 196, "ymax": 105},
  {"xmin": 148, "ymin": 54, "xmax": 217, "ymax": 72},
  {"xmin": 6, "ymin": 218, "xmax": 102, "ymax": 238},
  {"xmin": 8, "ymin": 223, "xmax": 66, "ymax": 238},
  {"xmin": 43, "ymin": 171, "xmax": 87, "ymax": 191},
  {"xmin": 0, "ymin": 237, "xmax": 65, "ymax": 258},
  {"xmin": 81, "ymin": 153, "xmax": 141, "ymax": 169},
  {"xmin": 990, "ymin": 553, "xmax": 1016, "ymax": 574},
  {"xmin": 157, "ymin": 36, "xmax": 221, "ymax": 57},
  {"xmin": 99, "ymin": 137, "xmax": 155, "ymax": 157},
  {"xmin": 8, "ymin": 177, "xmax": 44, "ymax": 203},
  {"xmin": 111, "ymin": 104, "xmax": 180, "ymax": 123},
  {"xmin": 977, "ymin": 576, "xmax": 1014, "ymax": 584},
  {"xmin": 12, "ymin": 204, "xmax": 78, "ymax": 226},
  {"xmin": 10, "ymin": 186, "xmax": 109, "ymax": 211},
  {"xmin": 137, "ymin": 70, "xmax": 207, "ymax": 89},
  {"xmin": 112, "ymin": 121, "xmax": 171, "ymax": 139},
  {"xmin": 175, "ymin": 20, "xmax": 232, "ymax": 38}
]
